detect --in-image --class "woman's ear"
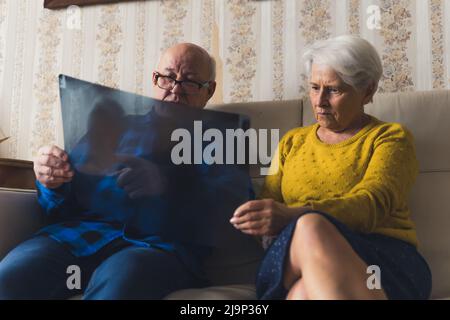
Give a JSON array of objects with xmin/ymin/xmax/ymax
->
[{"xmin": 362, "ymin": 83, "xmax": 376, "ymax": 105}]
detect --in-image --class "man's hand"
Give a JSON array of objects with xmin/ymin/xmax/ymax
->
[
  {"xmin": 34, "ymin": 145, "xmax": 74, "ymax": 189},
  {"xmin": 115, "ymin": 154, "xmax": 168, "ymax": 199},
  {"xmin": 230, "ymin": 199, "xmax": 308, "ymax": 236}
]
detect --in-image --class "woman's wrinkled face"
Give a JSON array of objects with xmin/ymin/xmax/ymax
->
[{"xmin": 309, "ymin": 64, "xmax": 372, "ymax": 132}]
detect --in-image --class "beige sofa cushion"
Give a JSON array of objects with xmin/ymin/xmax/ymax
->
[
  {"xmin": 304, "ymin": 90, "xmax": 450, "ymax": 299},
  {"xmin": 207, "ymin": 100, "xmax": 302, "ymax": 137},
  {"xmin": 207, "ymin": 100, "xmax": 302, "ymax": 178},
  {"xmin": 410, "ymin": 172, "xmax": 450, "ymax": 299},
  {"xmin": 0, "ymin": 188, "xmax": 43, "ymax": 260},
  {"xmin": 165, "ymin": 284, "xmax": 256, "ymax": 300}
]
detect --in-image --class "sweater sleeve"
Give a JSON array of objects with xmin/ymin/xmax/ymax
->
[{"xmin": 304, "ymin": 124, "xmax": 419, "ymax": 233}]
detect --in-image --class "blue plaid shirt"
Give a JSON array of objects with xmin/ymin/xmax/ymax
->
[
  {"xmin": 36, "ymin": 179, "xmax": 178, "ymax": 257},
  {"xmin": 35, "ymin": 109, "xmax": 254, "ymax": 272}
]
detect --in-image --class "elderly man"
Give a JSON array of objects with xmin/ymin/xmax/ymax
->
[{"xmin": 0, "ymin": 43, "xmax": 220, "ymax": 299}]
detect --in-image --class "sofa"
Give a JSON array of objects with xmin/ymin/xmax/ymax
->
[{"xmin": 1, "ymin": 89, "xmax": 449, "ymax": 300}]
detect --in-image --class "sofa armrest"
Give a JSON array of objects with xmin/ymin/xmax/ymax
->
[{"xmin": 0, "ymin": 188, "xmax": 44, "ymax": 260}]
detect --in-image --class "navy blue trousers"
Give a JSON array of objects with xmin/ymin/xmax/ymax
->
[{"xmin": 0, "ymin": 236, "xmax": 204, "ymax": 299}]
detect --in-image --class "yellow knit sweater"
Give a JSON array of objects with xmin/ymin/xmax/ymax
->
[{"xmin": 260, "ymin": 115, "xmax": 419, "ymax": 247}]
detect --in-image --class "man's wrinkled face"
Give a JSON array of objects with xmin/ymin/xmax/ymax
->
[{"xmin": 152, "ymin": 44, "xmax": 216, "ymax": 108}]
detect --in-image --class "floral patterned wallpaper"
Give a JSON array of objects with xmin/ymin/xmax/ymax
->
[{"xmin": 0, "ymin": 0, "xmax": 449, "ymax": 160}]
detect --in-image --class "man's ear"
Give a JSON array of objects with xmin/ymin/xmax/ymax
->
[
  {"xmin": 207, "ymin": 81, "xmax": 217, "ymax": 99},
  {"xmin": 151, "ymin": 71, "xmax": 158, "ymax": 86}
]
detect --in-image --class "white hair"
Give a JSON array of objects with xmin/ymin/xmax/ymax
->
[{"xmin": 303, "ymin": 35, "xmax": 383, "ymax": 92}]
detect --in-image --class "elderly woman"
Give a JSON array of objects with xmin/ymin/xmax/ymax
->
[{"xmin": 230, "ymin": 35, "xmax": 432, "ymax": 300}]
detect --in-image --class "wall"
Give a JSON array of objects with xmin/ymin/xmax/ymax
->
[{"xmin": 0, "ymin": 0, "xmax": 449, "ymax": 160}]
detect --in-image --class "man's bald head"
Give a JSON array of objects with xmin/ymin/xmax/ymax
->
[
  {"xmin": 158, "ymin": 43, "xmax": 216, "ymax": 81},
  {"xmin": 152, "ymin": 43, "xmax": 217, "ymax": 108}
]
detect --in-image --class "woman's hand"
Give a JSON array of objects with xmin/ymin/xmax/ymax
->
[
  {"xmin": 34, "ymin": 145, "xmax": 74, "ymax": 189},
  {"xmin": 230, "ymin": 199, "xmax": 308, "ymax": 236}
]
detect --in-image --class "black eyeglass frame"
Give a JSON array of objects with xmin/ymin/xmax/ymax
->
[{"xmin": 154, "ymin": 72, "xmax": 211, "ymax": 93}]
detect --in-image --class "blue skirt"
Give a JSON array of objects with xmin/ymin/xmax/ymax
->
[{"xmin": 256, "ymin": 211, "xmax": 432, "ymax": 300}]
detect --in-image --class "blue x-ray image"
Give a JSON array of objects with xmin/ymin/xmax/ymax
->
[{"xmin": 58, "ymin": 74, "xmax": 255, "ymax": 249}]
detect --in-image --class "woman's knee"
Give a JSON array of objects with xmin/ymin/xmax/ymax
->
[
  {"xmin": 292, "ymin": 213, "xmax": 344, "ymax": 259},
  {"xmin": 295, "ymin": 213, "xmax": 339, "ymax": 242}
]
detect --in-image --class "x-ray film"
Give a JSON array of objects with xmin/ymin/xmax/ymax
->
[{"xmin": 58, "ymin": 74, "xmax": 254, "ymax": 249}]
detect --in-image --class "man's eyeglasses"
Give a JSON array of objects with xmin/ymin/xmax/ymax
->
[{"xmin": 154, "ymin": 72, "xmax": 211, "ymax": 94}]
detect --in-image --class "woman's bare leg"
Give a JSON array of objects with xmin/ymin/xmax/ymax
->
[
  {"xmin": 286, "ymin": 278, "xmax": 309, "ymax": 300},
  {"xmin": 283, "ymin": 214, "xmax": 387, "ymax": 300}
]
